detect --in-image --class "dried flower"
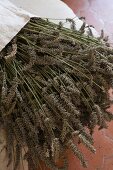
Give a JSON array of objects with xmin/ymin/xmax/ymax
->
[{"xmin": 0, "ymin": 17, "xmax": 112, "ymax": 170}]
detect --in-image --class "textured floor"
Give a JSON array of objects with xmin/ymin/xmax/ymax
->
[
  {"xmin": 67, "ymin": 122, "xmax": 113, "ymax": 170},
  {"xmin": 63, "ymin": 1, "xmax": 113, "ymax": 169},
  {"xmin": 63, "ymin": 0, "xmax": 113, "ymax": 44}
]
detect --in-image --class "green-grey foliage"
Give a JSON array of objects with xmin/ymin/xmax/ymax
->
[{"xmin": 0, "ymin": 17, "xmax": 113, "ymax": 170}]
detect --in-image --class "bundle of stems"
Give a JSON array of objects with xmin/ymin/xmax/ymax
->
[{"xmin": 0, "ymin": 17, "xmax": 113, "ymax": 170}]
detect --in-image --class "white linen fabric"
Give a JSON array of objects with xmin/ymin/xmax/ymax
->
[
  {"xmin": 0, "ymin": 0, "xmax": 75, "ymax": 51},
  {"xmin": 0, "ymin": 0, "xmax": 99, "ymax": 51},
  {"xmin": 0, "ymin": 0, "xmax": 33, "ymax": 51}
]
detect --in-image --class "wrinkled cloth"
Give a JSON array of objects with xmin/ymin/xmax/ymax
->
[
  {"xmin": 0, "ymin": 0, "xmax": 99, "ymax": 52},
  {"xmin": 0, "ymin": 0, "xmax": 34, "ymax": 51}
]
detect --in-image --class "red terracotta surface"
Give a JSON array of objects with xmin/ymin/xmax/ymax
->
[
  {"xmin": 63, "ymin": 1, "xmax": 113, "ymax": 170},
  {"xmin": 37, "ymin": 120, "xmax": 113, "ymax": 170},
  {"xmin": 67, "ymin": 123, "xmax": 113, "ymax": 170},
  {"xmin": 37, "ymin": 1, "xmax": 113, "ymax": 169},
  {"xmin": 63, "ymin": 0, "xmax": 113, "ymax": 44},
  {"xmin": 65, "ymin": 96, "xmax": 113, "ymax": 170}
]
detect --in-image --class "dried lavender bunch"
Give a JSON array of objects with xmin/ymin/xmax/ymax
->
[{"xmin": 0, "ymin": 17, "xmax": 113, "ymax": 170}]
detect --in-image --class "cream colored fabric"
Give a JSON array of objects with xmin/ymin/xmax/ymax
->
[
  {"xmin": 0, "ymin": 129, "xmax": 28, "ymax": 170},
  {"xmin": 0, "ymin": 0, "xmax": 34, "ymax": 51},
  {"xmin": 0, "ymin": 0, "xmax": 99, "ymax": 52},
  {"xmin": 10, "ymin": 0, "xmax": 75, "ymax": 20},
  {"xmin": 0, "ymin": 0, "xmax": 76, "ymax": 51}
]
